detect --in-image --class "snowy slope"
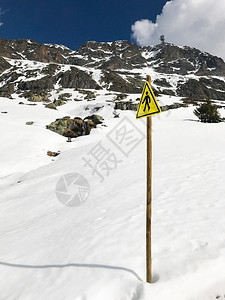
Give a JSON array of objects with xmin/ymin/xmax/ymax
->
[{"xmin": 0, "ymin": 93, "xmax": 225, "ymax": 300}]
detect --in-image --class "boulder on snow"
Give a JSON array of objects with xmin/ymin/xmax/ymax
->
[
  {"xmin": 21, "ymin": 90, "xmax": 51, "ymax": 102},
  {"xmin": 84, "ymin": 114, "xmax": 104, "ymax": 125},
  {"xmin": 53, "ymin": 99, "xmax": 66, "ymax": 106},
  {"xmin": 114, "ymin": 100, "xmax": 138, "ymax": 111},
  {"xmin": 47, "ymin": 151, "xmax": 60, "ymax": 157},
  {"xmin": 58, "ymin": 93, "xmax": 72, "ymax": 101},
  {"xmin": 46, "ymin": 115, "xmax": 104, "ymax": 140},
  {"xmin": 45, "ymin": 103, "xmax": 57, "ymax": 110}
]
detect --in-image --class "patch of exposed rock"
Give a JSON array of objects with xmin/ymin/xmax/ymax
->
[
  {"xmin": 101, "ymin": 70, "xmax": 143, "ymax": 93},
  {"xmin": 115, "ymin": 100, "xmax": 138, "ymax": 111},
  {"xmin": 55, "ymin": 67, "xmax": 100, "ymax": 89},
  {"xmin": 0, "ymin": 38, "xmax": 71, "ymax": 63},
  {"xmin": 0, "ymin": 83, "xmax": 14, "ymax": 98},
  {"xmin": 177, "ymin": 78, "xmax": 225, "ymax": 100},
  {"xmin": 46, "ymin": 114, "xmax": 104, "ymax": 140},
  {"xmin": 17, "ymin": 76, "xmax": 54, "ymax": 92},
  {"xmin": 0, "ymin": 57, "xmax": 11, "ymax": 73}
]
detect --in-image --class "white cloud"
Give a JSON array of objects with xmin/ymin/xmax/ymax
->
[{"xmin": 131, "ymin": 0, "xmax": 225, "ymax": 61}]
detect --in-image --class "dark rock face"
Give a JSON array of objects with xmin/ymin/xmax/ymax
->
[
  {"xmin": 177, "ymin": 79, "xmax": 225, "ymax": 100},
  {"xmin": 0, "ymin": 57, "xmax": 11, "ymax": 74},
  {"xmin": 195, "ymin": 57, "xmax": 225, "ymax": 76},
  {"xmin": 0, "ymin": 83, "xmax": 14, "ymax": 98},
  {"xmin": 0, "ymin": 38, "xmax": 71, "ymax": 63},
  {"xmin": 41, "ymin": 64, "xmax": 60, "ymax": 76},
  {"xmin": 101, "ymin": 70, "xmax": 142, "ymax": 93},
  {"xmin": 100, "ymin": 56, "xmax": 133, "ymax": 71},
  {"xmin": 200, "ymin": 77, "xmax": 225, "ymax": 91},
  {"xmin": 160, "ymin": 89, "xmax": 176, "ymax": 96},
  {"xmin": 154, "ymin": 78, "xmax": 172, "ymax": 88},
  {"xmin": 76, "ymin": 40, "xmax": 146, "ymax": 69},
  {"xmin": 17, "ymin": 76, "xmax": 54, "ymax": 92},
  {"xmin": 153, "ymin": 78, "xmax": 175, "ymax": 95},
  {"xmin": 0, "ymin": 71, "xmax": 20, "ymax": 95},
  {"xmin": 55, "ymin": 67, "xmax": 99, "ymax": 89}
]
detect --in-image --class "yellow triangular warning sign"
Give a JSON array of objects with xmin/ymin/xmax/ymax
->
[{"xmin": 136, "ymin": 81, "xmax": 161, "ymax": 119}]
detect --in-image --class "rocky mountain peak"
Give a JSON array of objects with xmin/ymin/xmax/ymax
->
[
  {"xmin": 144, "ymin": 42, "xmax": 225, "ymax": 76},
  {"xmin": 75, "ymin": 40, "xmax": 145, "ymax": 70},
  {"xmin": 0, "ymin": 37, "xmax": 73, "ymax": 64},
  {"xmin": 0, "ymin": 37, "xmax": 225, "ymax": 101}
]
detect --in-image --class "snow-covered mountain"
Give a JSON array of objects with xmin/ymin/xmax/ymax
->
[
  {"xmin": 1, "ymin": 37, "xmax": 225, "ymax": 300},
  {"xmin": 0, "ymin": 37, "xmax": 225, "ymax": 100}
]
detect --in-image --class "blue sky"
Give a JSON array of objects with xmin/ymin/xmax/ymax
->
[{"xmin": 0, "ymin": 0, "xmax": 168, "ymax": 50}]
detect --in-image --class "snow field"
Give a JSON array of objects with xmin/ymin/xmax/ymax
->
[{"xmin": 0, "ymin": 93, "xmax": 225, "ymax": 299}]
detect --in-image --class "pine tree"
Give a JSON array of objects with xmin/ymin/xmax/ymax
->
[{"xmin": 194, "ymin": 99, "xmax": 222, "ymax": 123}]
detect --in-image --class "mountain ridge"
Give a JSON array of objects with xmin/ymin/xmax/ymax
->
[{"xmin": 0, "ymin": 37, "xmax": 225, "ymax": 101}]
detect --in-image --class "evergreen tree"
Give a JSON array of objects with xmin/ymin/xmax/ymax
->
[{"xmin": 194, "ymin": 99, "xmax": 221, "ymax": 123}]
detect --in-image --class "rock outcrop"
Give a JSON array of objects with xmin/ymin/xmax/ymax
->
[
  {"xmin": 46, "ymin": 115, "xmax": 104, "ymax": 139},
  {"xmin": 0, "ymin": 57, "xmax": 11, "ymax": 73},
  {"xmin": 55, "ymin": 67, "xmax": 99, "ymax": 89},
  {"xmin": 177, "ymin": 78, "xmax": 225, "ymax": 100}
]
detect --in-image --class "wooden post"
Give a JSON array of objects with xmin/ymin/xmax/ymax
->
[{"xmin": 146, "ymin": 75, "xmax": 152, "ymax": 283}]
